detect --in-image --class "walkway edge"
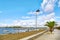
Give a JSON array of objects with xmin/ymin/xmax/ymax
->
[{"xmin": 20, "ymin": 30, "xmax": 48, "ymax": 40}]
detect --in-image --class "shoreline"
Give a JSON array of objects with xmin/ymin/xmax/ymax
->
[{"xmin": 0, "ymin": 29, "xmax": 44, "ymax": 40}]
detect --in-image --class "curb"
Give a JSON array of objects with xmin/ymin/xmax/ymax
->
[{"xmin": 20, "ymin": 30, "xmax": 48, "ymax": 40}]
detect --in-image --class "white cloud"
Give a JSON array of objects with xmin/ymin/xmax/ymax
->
[
  {"xmin": 44, "ymin": 4, "xmax": 54, "ymax": 12},
  {"xmin": 41, "ymin": 0, "xmax": 48, "ymax": 9},
  {"xmin": 41, "ymin": 0, "xmax": 57, "ymax": 12},
  {"xmin": 43, "ymin": 12, "xmax": 55, "ymax": 20},
  {"xmin": 27, "ymin": 11, "xmax": 43, "ymax": 15},
  {"xmin": 56, "ymin": 21, "xmax": 60, "ymax": 26},
  {"xmin": 11, "ymin": 20, "xmax": 35, "ymax": 27},
  {"xmin": 58, "ymin": 1, "xmax": 60, "ymax": 7},
  {"xmin": 28, "ymin": 12, "xmax": 36, "ymax": 15},
  {"xmin": 0, "ymin": 23, "xmax": 8, "ymax": 27},
  {"xmin": 0, "ymin": 0, "xmax": 56, "ymax": 27},
  {"xmin": 0, "ymin": 12, "xmax": 55, "ymax": 27},
  {"xmin": 56, "ymin": 16, "xmax": 60, "ymax": 18},
  {"xmin": 21, "ymin": 16, "xmax": 31, "ymax": 19},
  {"xmin": 40, "ymin": 11, "xmax": 43, "ymax": 14}
]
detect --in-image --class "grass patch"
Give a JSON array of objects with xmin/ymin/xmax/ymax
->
[{"xmin": 0, "ymin": 30, "xmax": 44, "ymax": 40}]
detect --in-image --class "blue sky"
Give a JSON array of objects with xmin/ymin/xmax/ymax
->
[
  {"xmin": 0, "ymin": 0, "xmax": 41, "ymax": 22},
  {"xmin": 0, "ymin": 0, "xmax": 60, "ymax": 27}
]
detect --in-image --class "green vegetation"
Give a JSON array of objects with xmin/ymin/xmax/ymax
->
[
  {"xmin": 55, "ymin": 26, "xmax": 60, "ymax": 30},
  {"xmin": 9, "ymin": 26, "xmax": 22, "ymax": 28},
  {"xmin": 45, "ymin": 21, "xmax": 57, "ymax": 33},
  {"xmin": 0, "ymin": 26, "xmax": 22, "ymax": 28}
]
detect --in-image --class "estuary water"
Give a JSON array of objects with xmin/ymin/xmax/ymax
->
[
  {"xmin": 0, "ymin": 27, "xmax": 47, "ymax": 34},
  {"xmin": 0, "ymin": 28, "xmax": 28, "ymax": 34}
]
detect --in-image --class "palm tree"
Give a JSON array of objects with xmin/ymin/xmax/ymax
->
[{"xmin": 45, "ymin": 21, "xmax": 57, "ymax": 33}]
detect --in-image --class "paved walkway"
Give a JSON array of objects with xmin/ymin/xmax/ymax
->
[
  {"xmin": 20, "ymin": 30, "xmax": 47, "ymax": 40},
  {"xmin": 35, "ymin": 29, "xmax": 60, "ymax": 40}
]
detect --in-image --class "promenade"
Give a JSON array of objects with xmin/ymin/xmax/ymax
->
[{"xmin": 35, "ymin": 29, "xmax": 60, "ymax": 40}]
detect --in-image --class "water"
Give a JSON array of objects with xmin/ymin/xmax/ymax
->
[
  {"xmin": 0, "ymin": 28, "xmax": 28, "ymax": 34},
  {"xmin": 0, "ymin": 27, "xmax": 47, "ymax": 34}
]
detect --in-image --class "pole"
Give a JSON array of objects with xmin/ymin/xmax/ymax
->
[
  {"xmin": 36, "ymin": 12, "xmax": 37, "ymax": 31},
  {"xmin": 36, "ymin": 9, "xmax": 40, "ymax": 31}
]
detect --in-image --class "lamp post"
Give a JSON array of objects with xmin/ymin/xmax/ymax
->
[{"xmin": 36, "ymin": 9, "xmax": 40, "ymax": 31}]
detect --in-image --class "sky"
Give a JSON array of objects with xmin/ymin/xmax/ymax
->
[{"xmin": 0, "ymin": 0, "xmax": 60, "ymax": 27}]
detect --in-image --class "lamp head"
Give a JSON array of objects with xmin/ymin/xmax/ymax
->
[{"xmin": 36, "ymin": 9, "xmax": 40, "ymax": 12}]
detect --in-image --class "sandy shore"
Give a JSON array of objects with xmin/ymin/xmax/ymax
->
[{"xmin": 0, "ymin": 29, "xmax": 44, "ymax": 40}]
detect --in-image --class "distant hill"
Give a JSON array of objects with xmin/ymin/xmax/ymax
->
[{"xmin": 0, "ymin": 26, "xmax": 22, "ymax": 28}]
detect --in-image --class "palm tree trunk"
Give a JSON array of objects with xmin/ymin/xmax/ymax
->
[{"xmin": 49, "ymin": 27, "xmax": 53, "ymax": 33}]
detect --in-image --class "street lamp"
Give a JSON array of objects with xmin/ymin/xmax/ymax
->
[{"xmin": 36, "ymin": 9, "xmax": 40, "ymax": 31}]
